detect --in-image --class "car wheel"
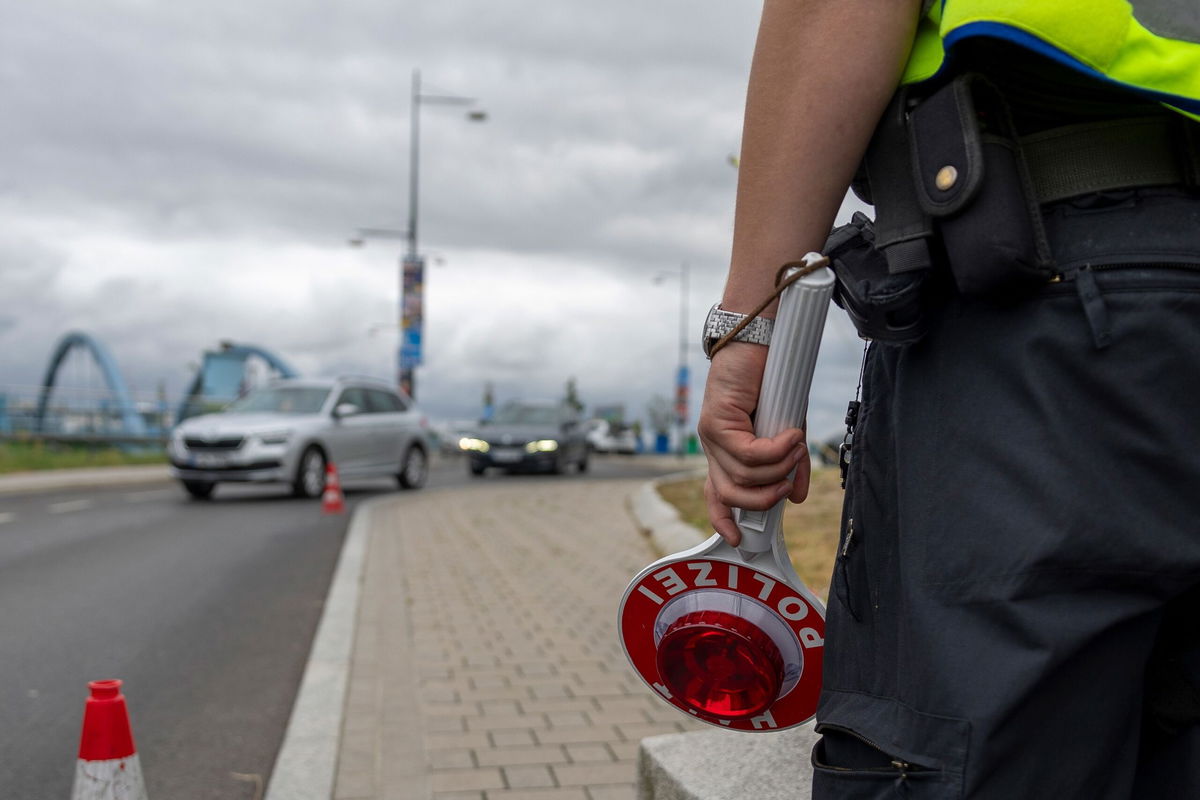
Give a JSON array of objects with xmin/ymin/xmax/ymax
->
[
  {"xmin": 577, "ymin": 447, "xmax": 589, "ymax": 473},
  {"xmin": 182, "ymin": 480, "xmax": 215, "ymax": 500},
  {"xmin": 293, "ymin": 446, "xmax": 327, "ymax": 498},
  {"xmin": 397, "ymin": 446, "xmax": 428, "ymax": 490}
]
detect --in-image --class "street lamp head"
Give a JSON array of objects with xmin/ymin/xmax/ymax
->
[
  {"xmin": 348, "ymin": 238, "xmax": 365, "ymax": 248},
  {"xmin": 467, "ymin": 109, "xmax": 488, "ymax": 122}
]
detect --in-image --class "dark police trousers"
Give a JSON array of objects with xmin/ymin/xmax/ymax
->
[{"xmin": 812, "ymin": 188, "xmax": 1200, "ymax": 799}]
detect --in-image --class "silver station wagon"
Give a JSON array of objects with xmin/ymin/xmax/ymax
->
[{"xmin": 168, "ymin": 377, "xmax": 430, "ymax": 499}]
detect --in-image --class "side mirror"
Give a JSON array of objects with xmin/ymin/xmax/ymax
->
[{"xmin": 334, "ymin": 403, "xmax": 361, "ymax": 419}]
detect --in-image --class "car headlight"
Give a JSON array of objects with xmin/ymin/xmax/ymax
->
[
  {"xmin": 525, "ymin": 439, "xmax": 559, "ymax": 453},
  {"xmin": 256, "ymin": 430, "xmax": 293, "ymax": 446},
  {"xmin": 459, "ymin": 437, "xmax": 490, "ymax": 453}
]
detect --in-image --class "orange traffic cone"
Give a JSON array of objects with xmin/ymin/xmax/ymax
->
[
  {"xmin": 321, "ymin": 462, "xmax": 345, "ymax": 514},
  {"xmin": 72, "ymin": 679, "xmax": 149, "ymax": 800}
]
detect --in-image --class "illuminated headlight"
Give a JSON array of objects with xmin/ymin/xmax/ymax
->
[
  {"xmin": 525, "ymin": 439, "xmax": 559, "ymax": 453},
  {"xmin": 255, "ymin": 431, "xmax": 292, "ymax": 446},
  {"xmin": 459, "ymin": 437, "xmax": 490, "ymax": 453}
]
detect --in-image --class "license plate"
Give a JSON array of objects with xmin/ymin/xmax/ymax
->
[
  {"xmin": 193, "ymin": 453, "xmax": 229, "ymax": 468},
  {"xmin": 492, "ymin": 448, "xmax": 522, "ymax": 463}
]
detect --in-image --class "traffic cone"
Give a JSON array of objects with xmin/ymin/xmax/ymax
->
[
  {"xmin": 72, "ymin": 679, "xmax": 149, "ymax": 800},
  {"xmin": 321, "ymin": 462, "xmax": 345, "ymax": 514}
]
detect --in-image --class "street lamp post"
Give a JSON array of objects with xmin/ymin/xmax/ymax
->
[
  {"xmin": 654, "ymin": 262, "xmax": 691, "ymax": 456},
  {"xmin": 353, "ymin": 69, "xmax": 485, "ymax": 401}
]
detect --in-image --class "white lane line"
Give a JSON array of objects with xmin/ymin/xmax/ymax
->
[
  {"xmin": 48, "ymin": 499, "xmax": 94, "ymax": 514},
  {"xmin": 0, "ymin": 512, "xmax": 14, "ymax": 525},
  {"xmin": 123, "ymin": 489, "xmax": 174, "ymax": 503}
]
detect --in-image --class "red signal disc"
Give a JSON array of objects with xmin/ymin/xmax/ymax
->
[
  {"xmin": 619, "ymin": 555, "xmax": 825, "ymax": 731},
  {"xmin": 656, "ymin": 610, "xmax": 783, "ymax": 719}
]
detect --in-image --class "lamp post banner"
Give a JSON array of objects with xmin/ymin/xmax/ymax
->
[
  {"xmin": 674, "ymin": 365, "xmax": 689, "ymax": 424},
  {"xmin": 400, "ymin": 256, "xmax": 425, "ymax": 369}
]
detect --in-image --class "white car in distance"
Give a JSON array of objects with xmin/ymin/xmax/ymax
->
[{"xmin": 168, "ymin": 377, "xmax": 430, "ymax": 499}]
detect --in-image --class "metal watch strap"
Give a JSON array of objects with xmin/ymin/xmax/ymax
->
[{"xmin": 703, "ymin": 306, "xmax": 774, "ymax": 358}]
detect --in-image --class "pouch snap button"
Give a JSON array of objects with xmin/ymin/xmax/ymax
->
[{"xmin": 935, "ymin": 165, "xmax": 958, "ymax": 191}]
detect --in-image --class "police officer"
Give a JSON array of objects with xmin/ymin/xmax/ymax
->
[{"xmin": 698, "ymin": 1, "xmax": 1200, "ymax": 796}]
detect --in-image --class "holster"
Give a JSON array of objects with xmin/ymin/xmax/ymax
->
[{"xmin": 826, "ymin": 212, "xmax": 935, "ymax": 345}]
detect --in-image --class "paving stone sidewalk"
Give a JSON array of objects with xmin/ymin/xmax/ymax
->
[{"xmin": 334, "ymin": 479, "xmax": 704, "ymax": 800}]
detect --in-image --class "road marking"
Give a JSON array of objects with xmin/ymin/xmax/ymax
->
[
  {"xmin": 48, "ymin": 499, "xmax": 94, "ymax": 514},
  {"xmin": 0, "ymin": 512, "xmax": 14, "ymax": 525}
]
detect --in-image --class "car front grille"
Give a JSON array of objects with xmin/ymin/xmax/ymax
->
[{"xmin": 184, "ymin": 437, "xmax": 245, "ymax": 451}]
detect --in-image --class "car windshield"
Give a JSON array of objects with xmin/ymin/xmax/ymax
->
[
  {"xmin": 226, "ymin": 386, "xmax": 330, "ymax": 415},
  {"xmin": 490, "ymin": 405, "xmax": 561, "ymax": 426}
]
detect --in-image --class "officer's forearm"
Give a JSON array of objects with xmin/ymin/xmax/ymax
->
[{"xmin": 723, "ymin": 0, "xmax": 921, "ymax": 315}]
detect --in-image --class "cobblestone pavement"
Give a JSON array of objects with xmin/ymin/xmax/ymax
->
[{"xmin": 334, "ymin": 478, "xmax": 704, "ymax": 800}]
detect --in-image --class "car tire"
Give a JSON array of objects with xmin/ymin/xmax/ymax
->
[
  {"xmin": 293, "ymin": 446, "xmax": 327, "ymax": 498},
  {"xmin": 397, "ymin": 445, "xmax": 428, "ymax": 490},
  {"xmin": 469, "ymin": 461, "xmax": 486, "ymax": 477},
  {"xmin": 577, "ymin": 448, "xmax": 589, "ymax": 473},
  {"xmin": 182, "ymin": 480, "xmax": 215, "ymax": 500}
]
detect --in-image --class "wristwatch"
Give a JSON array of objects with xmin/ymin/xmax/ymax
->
[{"xmin": 702, "ymin": 304, "xmax": 774, "ymax": 359}]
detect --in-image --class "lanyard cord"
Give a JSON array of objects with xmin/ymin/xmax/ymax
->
[
  {"xmin": 707, "ymin": 256, "xmax": 831, "ymax": 359},
  {"xmin": 840, "ymin": 340, "xmax": 869, "ymax": 488}
]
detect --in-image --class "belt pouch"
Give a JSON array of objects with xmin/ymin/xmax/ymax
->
[{"xmin": 909, "ymin": 76, "xmax": 1054, "ymax": 296}]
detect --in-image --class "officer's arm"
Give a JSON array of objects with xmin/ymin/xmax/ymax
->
[{"xmin": 699, "ymin": 0, "xmax": 921, "ymax": 546}]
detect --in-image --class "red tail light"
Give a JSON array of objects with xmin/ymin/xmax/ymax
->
[{"xmin": 656, "ymin": 610, "xmax": 783, "ymax": 719}]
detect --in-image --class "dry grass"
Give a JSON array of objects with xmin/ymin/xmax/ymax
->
[{"xmin": 654, "ymin": 467, "xmax": 844, "ymax": 600}]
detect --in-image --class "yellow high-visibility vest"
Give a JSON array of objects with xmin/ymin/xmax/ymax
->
[{"xmin": 904, "ymin": 1, "xmax": 1200, "ymax": 121}]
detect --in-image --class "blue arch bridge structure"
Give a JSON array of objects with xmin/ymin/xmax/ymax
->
[{"xmin": 0, "ymin": 332, "xmax": 298, "ymax": 442}]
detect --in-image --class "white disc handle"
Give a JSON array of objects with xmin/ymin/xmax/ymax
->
[{"xmin": 735, "ymin": 254, "xmax": 836, "ymax": 558}]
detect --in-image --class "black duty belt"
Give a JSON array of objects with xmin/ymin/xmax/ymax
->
[
  {"xmin": 855, "ymin": 74, "xmax": 1200, "ymax": 290},
  {"xmin": 1023, "ymin": 115, "xmax": 1200, "ymax": 205}
]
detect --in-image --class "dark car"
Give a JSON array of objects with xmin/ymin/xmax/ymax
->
[{"xmin": 460, "ymin": 401, "xmax": 590, "ymax": 476}]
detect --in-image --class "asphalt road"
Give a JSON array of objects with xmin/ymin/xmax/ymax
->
[{"xmin": 0, "ymin": 453, "xmax": 687, "ymax": 799}]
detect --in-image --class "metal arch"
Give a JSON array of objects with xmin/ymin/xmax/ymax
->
[
  {"xmin": 35, "ymin": 330, "xmax": 147, "ymax": 435},
  {"xmin": 220, "ymin": 343, "xmax": 299, "ymax": 379},
  {"xmin": 175, "ymin": 341, "xmax": 300, "ymax": 423}
]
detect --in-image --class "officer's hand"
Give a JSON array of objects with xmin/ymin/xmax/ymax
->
[{"xmin": 697, "ymin": 342, "xmax": 811, "ymax": 547}]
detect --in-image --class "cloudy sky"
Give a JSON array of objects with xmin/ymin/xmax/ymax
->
[{"xmin": 2, "ymin": 0, "xmax": 869, "ymax": 440}]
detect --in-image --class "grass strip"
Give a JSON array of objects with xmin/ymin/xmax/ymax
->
[{"xmin": 0, "ymin": 440, "xmax": 167, "ymax": 474}]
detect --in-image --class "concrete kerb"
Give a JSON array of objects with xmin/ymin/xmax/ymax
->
[
  {"xmin": 637, "ymin": 726, "xmax": 817, "ymax": 800},
  {"xmin": 627, "ymin": 467, "xmax": 710, "ymax": 557},
  {"xmin": 264, "ymin": 495, "xmax": 382, "ymax": 800},
  {"xmin": 627, "ymin": 465, "xmax": 817, "ymax": 800}
]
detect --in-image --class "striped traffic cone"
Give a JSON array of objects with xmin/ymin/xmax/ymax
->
[
  {"xmin": 321, "ymin": 462, "xmax": 345, "ymax": 514},
  {"xmin": 72, "ymin": 679, "xmax": 148, "ymax": 800}
]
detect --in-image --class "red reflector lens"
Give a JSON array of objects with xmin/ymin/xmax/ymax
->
[{"xmin": 656, "ymin": 610, "xmax": 783, "ymax": 719}]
